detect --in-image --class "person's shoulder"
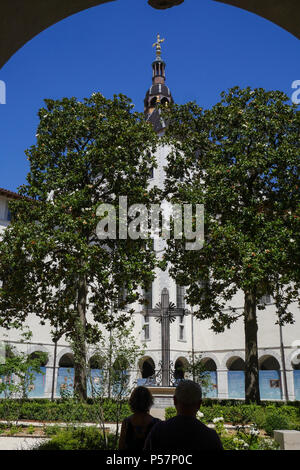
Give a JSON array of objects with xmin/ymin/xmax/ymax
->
[{"xmin": 122, "ymin": 415, "xmax": 133, "ymax": 425}]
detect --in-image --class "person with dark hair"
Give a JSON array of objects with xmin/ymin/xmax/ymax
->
[
  {"xmin": 144, "ymin": 380, "xmax": 223, "ymax": 451},
  {"xmin": 118, "ymin": 386, "xmax": 161, "ymax": 450}
]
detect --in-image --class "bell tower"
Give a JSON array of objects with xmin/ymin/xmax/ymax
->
[{"xmin": 144, "ymin": 34, "xmax": 174, "ymax": 127}]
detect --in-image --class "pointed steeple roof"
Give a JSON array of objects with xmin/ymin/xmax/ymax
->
[{"xmin": 144, "ymin": 34, "xmax": 174, "ymax": 132}]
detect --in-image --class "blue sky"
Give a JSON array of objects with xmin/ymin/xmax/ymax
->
[{"xmin": 0, "ymin": 0, "xmax": 300, "ymax": 192}]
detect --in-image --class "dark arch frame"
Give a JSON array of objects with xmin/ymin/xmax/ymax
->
[{"xmin": 0, "ymin": 1, "xmax": 299, "ymax": 69}]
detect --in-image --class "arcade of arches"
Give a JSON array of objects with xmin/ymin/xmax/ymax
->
[{"xmin": 1, "ymin": 350, "xmax": 299, "ymax": 400}]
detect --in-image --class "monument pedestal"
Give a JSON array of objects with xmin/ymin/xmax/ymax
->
[{"xmin": 148, "ymin": 387, "xmax": 175, "ymax": 409}]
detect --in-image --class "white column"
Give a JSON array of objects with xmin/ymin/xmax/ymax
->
[
  {"xmin": 44, "ymin": 366, "xmax": 56, "ymax": 399},
  {"xmin": 217, "ymin": 369, "xmax": 228, "ymax": 399},
  {"xmin": 286, "ymin": 369, "xmax": 295, "ymax": 401}
]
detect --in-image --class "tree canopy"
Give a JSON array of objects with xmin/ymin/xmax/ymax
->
[
  {"xmin": 162, "ymin": 86, "xmax": 300, "ymax": 402},
  {"xmin": 0, "ymin": 93, "xmax": 158, "ymax": 399}
]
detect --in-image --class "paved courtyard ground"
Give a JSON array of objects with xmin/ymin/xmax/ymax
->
[{"xmin": 0, "ymin": 437, "xmax": 49, "ymax": 450}]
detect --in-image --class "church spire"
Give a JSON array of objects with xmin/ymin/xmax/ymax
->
[
  {"xmin": 151, "ymin": 33, "xmax": 166, "ymax": 85},
  {"xmin": 144, "ymin": 33, "xmax": 173, "ymax": 125}
]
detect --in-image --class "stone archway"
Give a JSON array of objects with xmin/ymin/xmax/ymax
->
[{"xmin": 1, "ymin": 1, "xmax": 299, "ymax": 69}]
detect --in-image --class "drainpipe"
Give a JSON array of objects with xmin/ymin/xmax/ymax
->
[
  {"xmin": 279, "ymin": 320, "xmax": 289, "ymax": 402},
  {"xmin": 191, "ymin": 307, "xmax": 195, "ymax": 381},
  {"xmin": 51, "ymin": 339, "xmax": 58, "ymax": 402}
]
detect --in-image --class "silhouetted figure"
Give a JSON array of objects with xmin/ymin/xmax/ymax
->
[
  {"xmin": 118, "ymin": 386, "xmax": 161, "ymax": 451},
  {"xmin": 144, "ymin": 380, "xmax": 223, "ymax": 451}
]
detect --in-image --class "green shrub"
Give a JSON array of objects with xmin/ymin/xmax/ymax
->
[
  {"xmin": 34, "ymin": 427, "xmax": 116, "ymax": 450},
  {"xmin": 0, "ymin": 399, "xmax": 131, "ymax": 423},
  {"xmin": 165, "ymin": 407, "xmax": 176, "ymax": 420},
  {"xmin": 165, "ymin": 403, "xmax": 299, "ymax": 433},
  {"xmin": 263, "ymin": 413, "xmax": 290, "ymax": 436},
  {"xmin": 43, "ymin": 425, "xmax": 62, "ymax": 436}
]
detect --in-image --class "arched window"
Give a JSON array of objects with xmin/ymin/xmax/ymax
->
[
  {"xmin": 227, "ymin": 357, "xmax": 245, "ymax": 371},
  {"xmin": 201, "ymin": 358, "xmax": 217, "ymax": 398},
  {"xmin": 142, "ymin": 358, "xmax": 155, "ymax": 379},
  {"xmin": 201, "ymin": 358, "xmax": 217, "ymax": 371},
  {"xmin": 138, "ymin": 357, "xmax": 155, "ymax": 386},
  {"xmin": 57, "ymin": 353, "xmax": 74, "ymax": 397},
  {"xmin": 259, "ymin": 355, "xmax": 280, "ymax": 370},
  {"xmin": 259, "ymin": 355, "xmax": 282, "ymax": 400},
  {"xmin": 27, "ymin": 351, "xmax": 48, "ymax": 398},
  {"xmin": 173, "ymin": 357, "xmax": 189, "ymax": 385},
  {"xmin": 88, "ymin": 354, "xmax": 105, "ymax": 397},
  {"xmin": 292, "ymin": 353, "xmax": 300, "ymax": 400},
  {"xmin": 174, "ymin": 359, "xmax": 185, "ymax": 381}
]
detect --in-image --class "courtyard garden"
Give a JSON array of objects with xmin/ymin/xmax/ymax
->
[{"xmin": 0, "ymin": 398, "xmax": 299, "ymax": 450}]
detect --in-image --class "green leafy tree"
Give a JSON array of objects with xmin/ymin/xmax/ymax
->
[
  {"xmin": 85, "ymin": 320, "xmax": 145, "ymax": 448},
  {"xmin": 162, "ymin": 87, "xmax": 300, "ymax": 403},
  {"xmin": 181, "ymin": 353, "xmax": 213, "ymax": 397},
  {"xmin": 0, "ymin": 93, "xmax": 158, "ymax": 401},
  {"xmin": 0, "ymin": 344, "xmax": 47, "ymax": 399}
]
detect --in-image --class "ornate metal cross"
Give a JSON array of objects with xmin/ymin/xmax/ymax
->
[{"xmin": 143, "ymin": 288, "xmax": 187, "ymax": 386}]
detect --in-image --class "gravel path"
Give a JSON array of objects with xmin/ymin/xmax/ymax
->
[{"xmin": 0, "ymin": 437, "xmax": 49, "ymax": 451}]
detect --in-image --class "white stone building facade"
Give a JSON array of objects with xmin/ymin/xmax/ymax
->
[{"xmin": 0, "ymin": 45, "xmax": 300, "ymax": 402}]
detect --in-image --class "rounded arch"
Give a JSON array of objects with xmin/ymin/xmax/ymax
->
[
  {"xmin": 201, "ymin": 357, "xmax": 217, "ymax": 371},
  {"xmin": 291, "ymin": 352, "xmax": 300, "ymax": 371},
  {"xmin": 150, "ymin": 97, "xmax": 157, "ymax": 107},
  {"xmin": 89, "ymin": 354, "xmax": 105, "ymax": 369},
  {"xmin": 174, "ymin": 356, "xmax": 189, "ymax": 380},
  {"xmin": 58, "ymin": 352, "xmax": 74, "ymax": 368},
  {"xmin": 286, "ymin": 349, "xmax": 300, "ymax": 370},
  {"xmin": 199, "ymin": 353, "xmax": 220, "ymax": 370},
  {"xmin": 28, "ymin": 350, "xmax": 49, "ymax": 366},
  {"xmin": 56, "ymin": 348, "xmax": 73, "ymax": 365},
  {"xmin": 226, "ymin": 356, "xmax": 245, "ymax": 371},
  {"xmin": 161, "ymin": 97, "xmax": 170, "ymax": 106},
  {"xmin": 1, "ymin": 1, "xmax": 300, "ymax": 69},
  {"xmin": 27, "ymin": 344, "xmax": 51, "ymax": 364},
  {"xmin": 139, "ymin": 356, "xmax": 156, "ymax": 378},
  {"xmin": 221, "ymin": 351, "xmax": 245, "ymax": 369},
  {"xmin": 259, "ymin": 354, "xmax": 280, "ymax": 370},
  {"xmin": 113, "ymin": 355, "xmax": 129, "ymax": 371}
]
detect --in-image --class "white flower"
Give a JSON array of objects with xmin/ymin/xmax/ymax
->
[
  {"xmin": 250, "ymin": 427, "xmax": 259, "ymax": 436},
  {"xmin": 197, "ymin": 411, "xmax": 204, "ymax": 419},
  {"xmin": 213, "ymin": 417, "xmax": 224, "ymax": 423}
]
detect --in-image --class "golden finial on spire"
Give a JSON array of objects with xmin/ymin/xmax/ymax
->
[{"xmin": 153, "ymin": 33, "xmax": 165, "ymax": 58}]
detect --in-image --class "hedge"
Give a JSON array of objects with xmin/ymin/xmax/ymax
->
[
  {"xmin": 0, "ymin": 399, "xmax": 131, "ymax": 423},
  {"xmin": 165, "ymin": 403, "xmax": 300, "ymax": 435}
]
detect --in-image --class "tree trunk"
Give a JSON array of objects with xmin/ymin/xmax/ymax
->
[
  {"xmin": 244, "ymin": 290, "xmax": 260, "ymax": 404},
  {"xmin": 74, "ymin": 276, "xmax": 87, "ymax": 401}
]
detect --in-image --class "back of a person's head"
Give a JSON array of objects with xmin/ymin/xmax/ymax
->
[
  {"xmin": 129, "ymin": 386, "xmax": 154, "ymax": 413},
  {"xmin": 175, "ymin": 380, "xmax": 202, "ymax": 406}
]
